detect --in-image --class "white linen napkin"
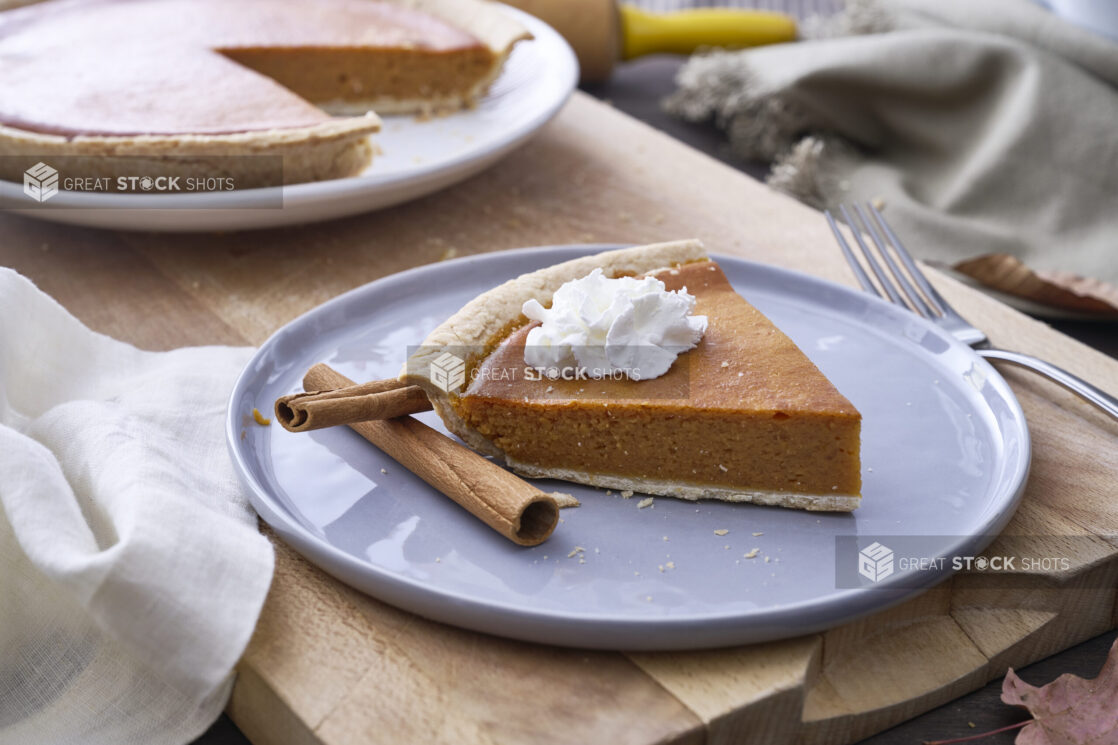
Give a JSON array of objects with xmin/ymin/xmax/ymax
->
[
  {"xmin": 0, "ymin": 269, "xmax": 274, "ymax": 745},
  {"xmin": 665, "ymin": 0, "xmax": 1118, "ymax": 313}
]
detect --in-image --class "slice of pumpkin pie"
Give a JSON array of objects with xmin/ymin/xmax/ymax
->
[{"xmin": 403, "ymin": 241, "xmax": 863, "ymax": 512}]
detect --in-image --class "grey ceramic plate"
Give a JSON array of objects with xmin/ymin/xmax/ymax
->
[{"xmin": 227, "ymin": 245, "xmax": 1030, "ymax": 650}]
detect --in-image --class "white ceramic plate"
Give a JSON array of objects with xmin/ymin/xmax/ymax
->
[
  {"xmin": 227, "ymin": 246, "xmax": 1031, "ymax": 650},
  {"xmin": 0, "ymin": 7, "xmax": 576, "ymax": 232}
]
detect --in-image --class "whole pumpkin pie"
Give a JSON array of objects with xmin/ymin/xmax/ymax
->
[
  {"xmin": 403, "ymin": 241, "xmax": 863, "ymax": 511},
  {"xmin": 0, "ymin": 0, "xmax": 529, "ymax": 187}
]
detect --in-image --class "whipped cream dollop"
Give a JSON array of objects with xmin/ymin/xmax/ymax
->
[{"xmin": 521, "ymin": 268, "xmax": 708, "ymax": 381}]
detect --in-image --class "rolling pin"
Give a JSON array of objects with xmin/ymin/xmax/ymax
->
[{"xmin": 504, "ymin": 0, "xmax": 797, "ymax": 81}]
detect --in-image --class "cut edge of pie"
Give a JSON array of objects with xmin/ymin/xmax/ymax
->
[
  {"xmin": 506, "ymin": 466, "xmax": 861, "ymax": 512},
  {"xmin": 401, "ymin": 240, "xmax": 864, "ymax": 512},
  {"xmin": 221, "ymin": 0, "xmax": 531, "ymax": 118},
  {"xmin": 325, "ymin": 0, "xmax": 532, "ymax": 115}
]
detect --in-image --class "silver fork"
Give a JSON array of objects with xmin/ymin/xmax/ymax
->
[{"xmin": 825, "ymin": 203, "xmax": 1118, "ymax": 421}]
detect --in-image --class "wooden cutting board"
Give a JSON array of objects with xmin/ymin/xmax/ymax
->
[{"xmin": 1, "ymin": 93, "xmax": 1115, "ymax": 744}]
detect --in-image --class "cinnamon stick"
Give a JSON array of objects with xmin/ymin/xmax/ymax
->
[
  {"xmin": 302, "ymin": 363, "xmax": 560, "ymax": 546},
  {"xmin": 274, "ymin": 377, "xmax": 432, "ymax": 432}
]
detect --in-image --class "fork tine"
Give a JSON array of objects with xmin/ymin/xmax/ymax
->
[
  {"xmin": 854, "ymin": 204, "xmax": 938, "ymax": 318},
  {"xmin": 824, "ymin": 209, "xmax": 879, "ymax": 297},
  {"xmin": 838, "ymin": 205, "xmax": 906, "ymax": 307},
  {"xmin": 866, "ymin": 204, "xmax": 949, "ymax": 316}
]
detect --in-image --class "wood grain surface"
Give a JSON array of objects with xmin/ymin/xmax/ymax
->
[{"xmin": 2, "ymin": 92, "xmax": 1116, "ymax": 745}]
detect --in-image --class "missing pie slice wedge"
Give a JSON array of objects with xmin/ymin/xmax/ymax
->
[{"xmin": 403, "ymin": 240, "xmax": 862, "ymax": 511}]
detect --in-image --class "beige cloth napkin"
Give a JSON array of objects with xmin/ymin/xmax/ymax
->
[
  {"xmin": 665, "ymin": 0, "xmax": 1118, "ymax": 315},
  {"xmin": 0, "ymin": 269, "xmax": 274, "ymax": 744}
]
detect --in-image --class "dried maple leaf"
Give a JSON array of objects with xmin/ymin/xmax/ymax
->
[{"xmin": 1001, "ymin": 639, "xmax": 1118, "ymax": 745}]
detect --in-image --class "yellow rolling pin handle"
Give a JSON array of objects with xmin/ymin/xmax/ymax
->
[{"xmin": 618, "ymin": 4, "xmax": 797, "ymax": 60}]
